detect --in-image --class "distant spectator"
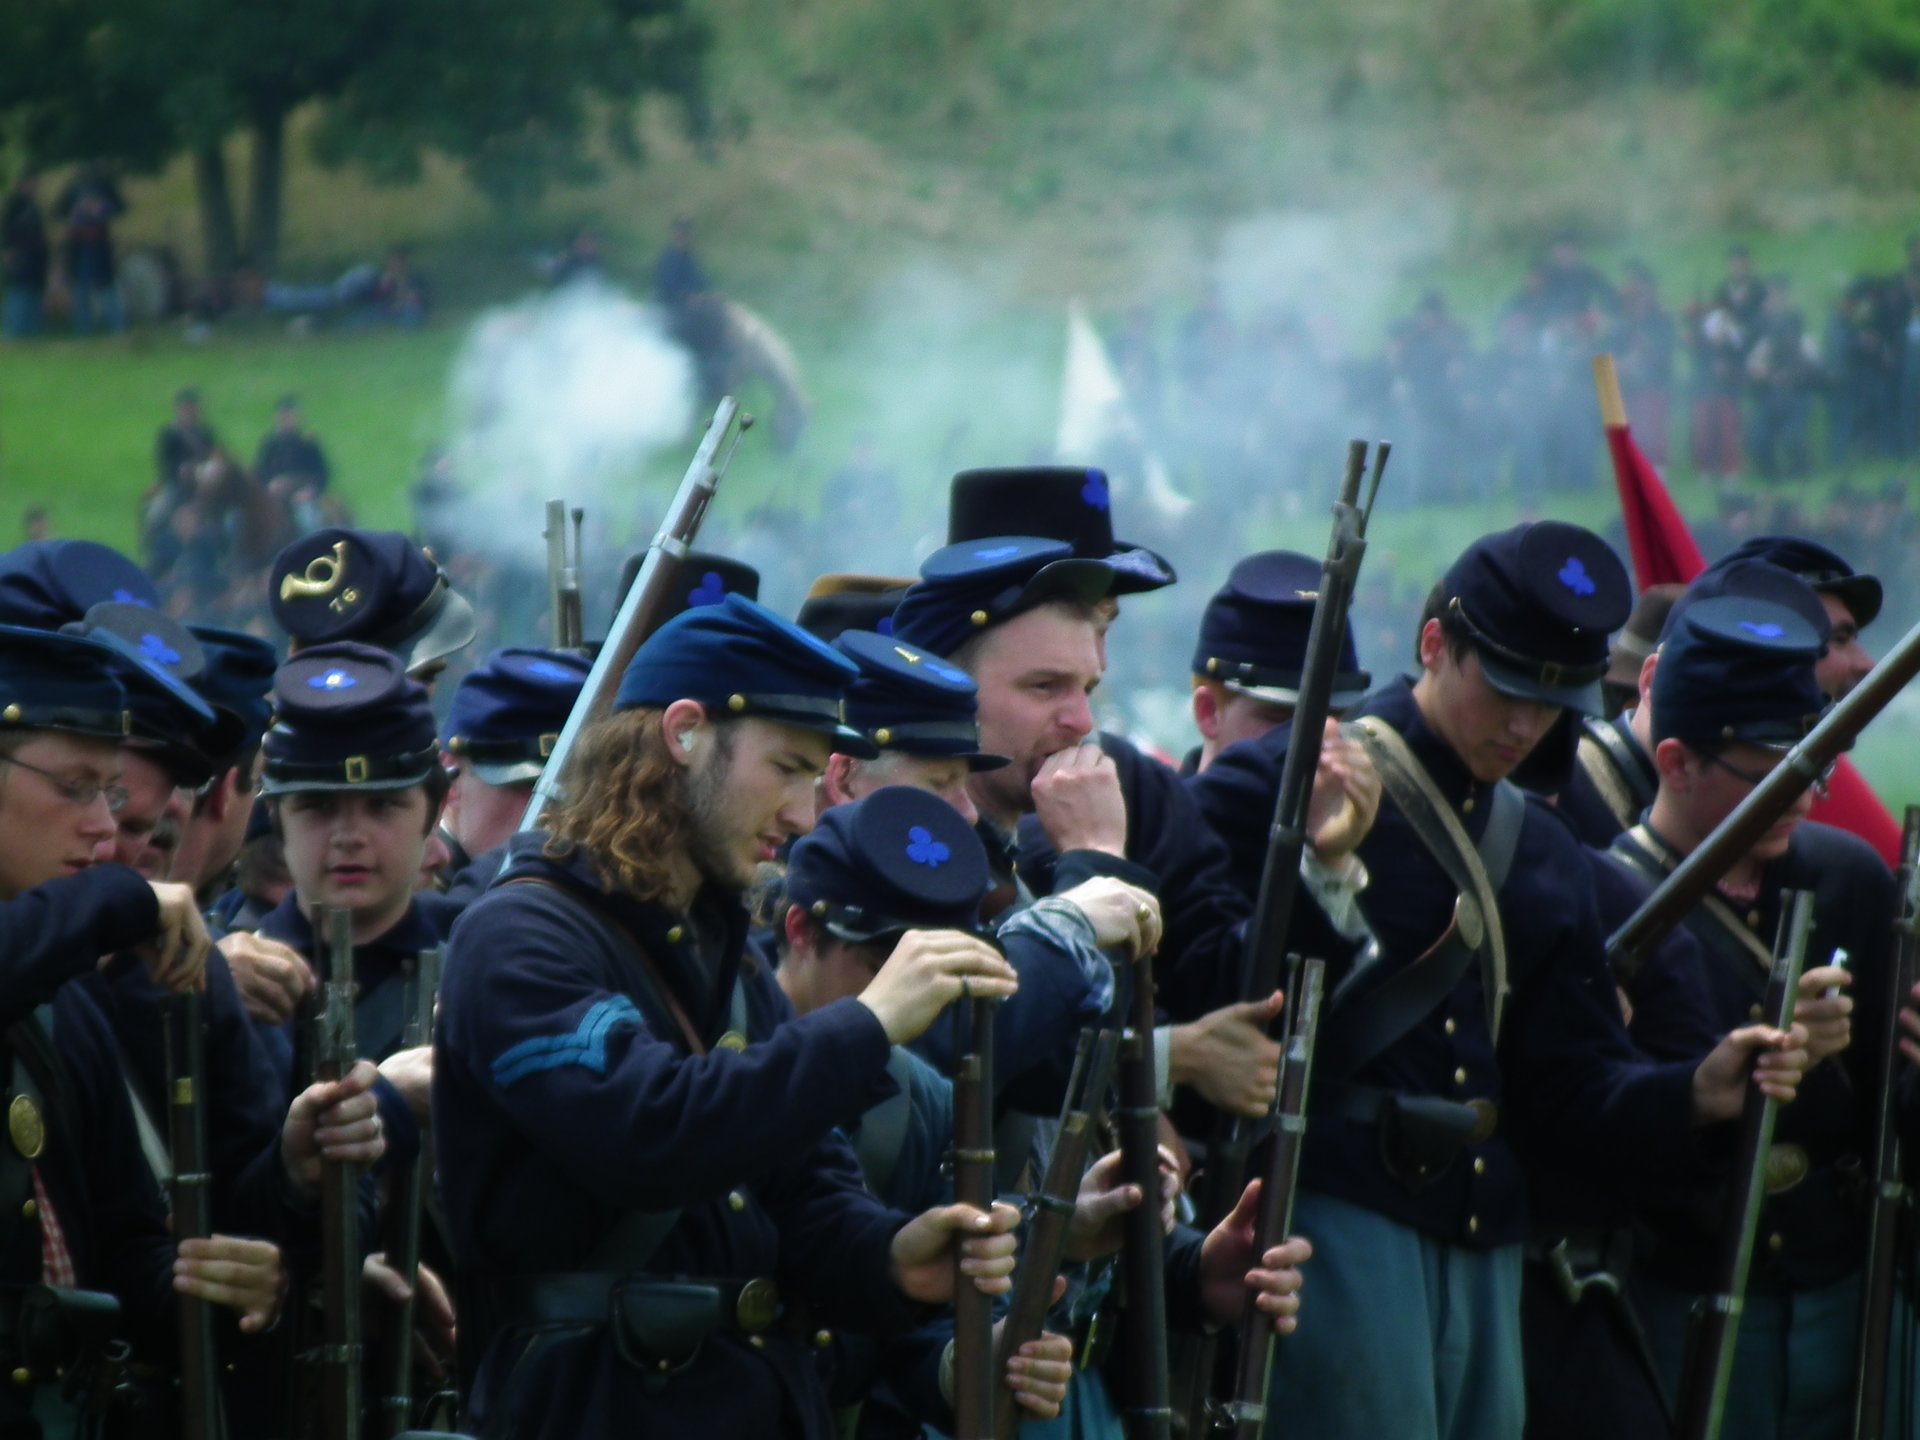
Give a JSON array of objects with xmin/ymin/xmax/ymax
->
[
  {"xmin": 261, "ymin": 244, "xmax": 427, "ymax": 328},
  {"xmin": 652, "ymin": 216, "xmax": 710, "ymax": 310},
  {"xmin": 1824, "ymin": 275, "xmax": 1896, "ymax": 465},
  {"xmin": 1388, "ymin": 289, "xmax": 1476, "ymax": 501},
  {"xmin": 1539, "ymin": 236, "xmax": 1616, "ymax": 321},
  {"xmin": 1713, "ymin": 244, "xmax": 1767, "ymax": 337},
  {"xmin": 370, "ymin": 246, "xmax": 428, "ymax": 326},
  {"xmin": 1615, "ymin": 261, "xmax": 1676, "ymax": 465},
  {"xmin": 20, "ymin": 507, "xmax": 49, "ymax": 543},
  {"xmin": 155, "ymin": 388, "xmax": 219, "ymax": 494},
  {"xmin": 1744, "ymin": 289, "xmax": 1823, "ymax": 482},
  {"xmin": 1897, "ymin": 268, "xmax": 1920, "ymax": 455},
  {"xmin": 254, "ymin": 394, "xmax": 331, "ymax": 509},
  {"xmin": 543, "ymin": 226, "xmax": 607, "ymax": 290},
  {"xmin": 1688, "ymin": 300, "xmax": 1747, "ymax": 481},
  {"xmin": 54, "ymin": 164, "xmax": 126, "ymax": 336},
  {"xmin": 1, "ymin": 173, "xmax": 48, "ymax": 340}
]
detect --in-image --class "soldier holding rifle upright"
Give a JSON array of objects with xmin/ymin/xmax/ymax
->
[
  {"xmin": 433, "ymin": 595, "xmax": 1026, "ymax": 1439},
  {"xmin": 1597, "ymin": 586, "xmax": 1906, "ymax": 1440},
  {"xmin": 1191, "ymin": 521, "xmax": 1811, "ymax": 1440}
]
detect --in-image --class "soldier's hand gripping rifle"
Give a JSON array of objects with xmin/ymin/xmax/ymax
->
[
  {"xmin": 1674, "ymin": 889, "xmax": 1813, "ymax": 1440},
  {"xmin": 989, "ymin": 1027, "xmax": 1123, "ymax": 1440},
  {"xmin": 1218, "ymin": 956, "xmax": 1326, "ymax": 1440},
  {"xmin": 1117, "ymin": 945, "xmax": 1174, "ymax": 1440},
  {"xmin": 521, "ymin": 399, "xmax": 752, "ymax": 834},
  {"xmin": 304, "ymin": 905, "xmax": 364, "ymax": 1440},
  {"xmin": 543, "ymin": 501, "xmax": 587, "ymax": 653},
  {"xmin": 1608, "ymin": 613, "xmax": 1920, "ymax": 978},
  {"xmin": 952, "ymin": 995, "xmax": 998, "ymax": 1440},
  {"xmin": 1853, "ymin": 807, "xmax": 1920, "ymax": 1440},
  {"xmin": 1178, "ymin": 439, "xmax": 1387, "ymax": 1431},
  {"xmin": 165, "ymin": 989, "xmax": 222, "ymax": 1440},
  {"xmin": 375, "ymin": 946, "xmax": 442, "ymax": 1440}
]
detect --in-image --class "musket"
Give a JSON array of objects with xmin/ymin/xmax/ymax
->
[
  {"xmin": 1218, "ymin": 957, "xmax": 1325, "ymax": 1439},
  {"xmin": 1117, "ymin": 951, "xmax": 1173, "ymax": 1440},
  {"xmin": 1608, "ymin": 613, "xmax": 1920, "ymax": 977},
  {"xmin": 375, "ymin": 946, "xmax": 442, "ymax": 1440},
  {"xmin": 521, "ymin": 399, "xmax": 753, "ymax": 834},
  {"xmin": 952, "ymin": 997, "xmax": 998, "ymax": 1440},
  {"xmin": 990, "ymin": 1027, "xmax": 1122, "ymax": 1440},
  {"xmin": 1852, "ymin": 807, "xmax": 1920, "ymax": 1440},
  {"xmin": 1179, "ymin": 438, "xmax": 1386, "ymax": 1429},
  {"xmin": 1674, "ymin": 888, "xmax": 1813, "ymax": 1440},
  {"xmin": 543, "ymin": 500, "xmax": 586, "ymax": 653},
  {"xmin": 304, "ymin": 905, "xmax": 364, "ymax": 1440},
  {"xmin": 164, "ymin": 989, "xmax": 221, "ymax": 1440}
]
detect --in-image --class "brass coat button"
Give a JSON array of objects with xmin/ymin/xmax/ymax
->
[
  {"xmin": 728, "ymin": 1190, "xmax": 747, "ymax": 1212},
  {"xmin": 1473, "ymin": 1157, "xmax": 1487, "ymax": 1176},
  {"xmin": 1453, "ymin": 1068, "xmax": 1468, "ymax": 1086}
]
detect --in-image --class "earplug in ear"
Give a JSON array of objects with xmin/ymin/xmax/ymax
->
[{"xmin": 679, "ymin": 732, "xmax": 697, "ymax": 753}]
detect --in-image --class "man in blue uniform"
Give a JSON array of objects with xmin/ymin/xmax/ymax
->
[
  {"xmin": 1716, "ymin": 534, "xmax": 1881, "ymax": 698},
  {"xmin": 1189, "ymin": 520, "xmax": 1811, "ymax": 1440},
  {"xmin": 438, "ymin": 647, "xmax": 592, "ymax": 905},
  {"xmin": 434, "ymin": 593, "xmax": 1024, "ymax": 1439},
  {"xmin": 1607, "ymin": 594, "xmax": 1903, "ymax": 1440},
  {"xmin": 1183, "ymin": 549, "xmax": 1372, "ymax": 777}
]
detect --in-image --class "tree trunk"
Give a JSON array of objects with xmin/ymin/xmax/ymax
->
[
  {"xmin": 191, "ymin": 145, "xmax": 240, "ymax": 278},
  {"xmin": 244, "ymin": 108, "xmax": 287, "ymax": 274}
]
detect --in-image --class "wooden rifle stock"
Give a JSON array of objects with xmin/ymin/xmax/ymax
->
[
  {"xmin": 307, "ymin": 906, "xmax": 364, "ymax": 1440},
  {"xmin": 990, "ymin": 1028, "xmax": 1122, "ymax": 1440},
  {"xmin": 1181, "ymin": 439, "xmax": 1385, "ymax": 1432},
  {"xmin": 164, "ymin": 990, "xmax": 221, "ymax": 1440},
  {"xmin": 521, "ymin": 399, "xmax": 751, "ymax": 833},
  {"xmin": 1852, "ymin": 808, "xmax": 1920, "ymax": 1440},
  {"xmin": 1118, "ymin": 954, "xmax": 1173, "ymax": 1440},
  {"xmin": 1608, "ymin": 615, "xmax": 1920, "ymax": 977},
  {"xmin": 1221, "ymin": 957, "xmax": 1325, "ymax": 1440},
  {"xmin": 376, "ymin": 946, "xmax": 442, "ymax": 1439},
  {"xmin": 1674, "ymin": 889, "xmax": 1812, "ymax": 1440},
  {"xmin": 952, "ymin": 998, "xmax": 998, "ymax": 1440},
  {"xmin": 543, "ymin": 500, "xmax": 586, "ymax": 653}
]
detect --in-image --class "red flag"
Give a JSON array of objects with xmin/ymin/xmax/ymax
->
[{"xmin": 1592, "ymin": 356, "xmax": 1901, "ymax": 867}]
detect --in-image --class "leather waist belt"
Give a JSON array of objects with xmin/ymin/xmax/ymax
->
[
  {"xmin": 490, "ymin": 1273, "xmax": 783, "ymax": 1372},
  {"xmin": 1317, "ymin": 1082, "xmax": 1499, "ymax": 1194}
]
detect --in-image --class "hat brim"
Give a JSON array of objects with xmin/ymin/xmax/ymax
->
[
  {"xmin": 402, "ymin": 586, "xmax": 478, "ymax": 673},
  {"xmin": 1818, "ymin": 574, "xmax": 1883, "ymax": 631},
  {"xmin": 1105, "ymin": 542, "xmax": 1178, "ymax": 595},
  {"xmin": 468, "ymin": 758, "xmax": 545, "ymax": 787},
  {"xmin": 765, "ymin": 716, "xmax": 878, "ymax": 760},
  {"xmin": 1477, "ymin": 652, "xmax": 1605, "ymax": 716},
  {"xmin": 260, "ymin": 764, "xmax": 440, "ymax": 797},
  {"xmin": 1013, "ymin": 558, "xmax": 1116, "ymax": 612},
  {"xmin": 1221, "ymin": 672, "xmax": 1372, "ymax": 713}
]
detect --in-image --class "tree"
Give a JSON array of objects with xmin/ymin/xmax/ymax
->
[{"xmin": 0, "ymin": 0, "xmax": 710, "ymax": 275}]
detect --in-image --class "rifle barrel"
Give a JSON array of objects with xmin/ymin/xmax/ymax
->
[
  {"xmin": 312, "ymin": 906, "xmax": 363, "ymax": 1440},
  {"xmin": 376, "ymin": 946, "xmax": 441, "ymax": 1439},
  {"xmin": 1118, "ymin": 960, "xmax": 1172, "ymax": 1440},
  {"xmin": 952, "ymin": 1000, "xmax": 997, "ymax": 1440},
  {"xmin": 165, "ymin": 990, "xmax": 221, "ymax": 1440}
]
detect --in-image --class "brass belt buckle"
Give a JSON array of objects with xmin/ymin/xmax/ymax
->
[
  {"xmin": 735, "ymin": 1278, "xmax": 780, "ymax": 1333},
  {"xmin": 1765, "ymin": 1143, "xmax": 1810, "ymax": 1195}
]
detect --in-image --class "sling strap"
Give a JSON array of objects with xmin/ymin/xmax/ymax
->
[{"xmin": 1612, "ymin": 825, "xmax": 1776, "ymax": 997}]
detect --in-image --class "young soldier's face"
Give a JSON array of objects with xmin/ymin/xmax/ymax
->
[
  {"xmin": 841, "ymin": 752, "xmax": 978, "ymax": 826},
  {"xmin": 446, "ymin": 764, "xmax": 533, "ymax": 859},
  {"xmin": 1814, "ymin": 593, "xmax": 1873, "ymax": 699},
  {"xmin": 1418, "ymin": 627, "xmax": 1561, "ymax": 784},
  {"xmin": 0, "ymin": 734, "xmax": 122, "ymax": 898},
  {"xmin": 278, "ymin": 788, "xmax": 436, "ymax": 934},
  {"xmin": 686, "ymin": 719, "xmax": 830, "ymax": 894},
  {"xmin": 113, "ymin": 747, "xmax": 189, "ymax": 880},
  {"xmin": 966, "ymin": 604, "xmax": 1102, "ymax": 819},
  {"xmin": 1673, "ymin": 741, "xmax": 1816, "ymax": 862}
]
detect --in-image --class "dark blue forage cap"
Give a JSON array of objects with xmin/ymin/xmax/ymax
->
[
  {"xmin": 0, "ymin": 540, "xmax": 157, "ymax": 629},
  {"xmin": 0, "ymin": 626, "xmax": 130, "ymax": 741},
  {"xmin": 66, "ymin": 603, "xmax": 234, "ymax": 786},
  {"xmin": 834, "ymin": 629, "xmax": 1008, "ymax": 770},
  {"xmin": 613, "ymin": 593, "xmax": 876, "ymax": 757},
  {"xmin": 1661, "ymin": 559, "xmax": 1830, "ymax": 648},
  {"xmin": 612, "ymin": 551, "xmax": 759, "ymax": 632},
  {"xmin": 889, "ymin": 536, "xmax": 1115, "ymax": 662},
  {"xmin": 1712, "ymin": 534, "xmax": 1881, "ymax": 630},
  {"xmin": 445, "ymin": 647, "xmax": 591, "ymax": 785},
  {"xmin": 188, "ymin": 626, "xmax": 280, "ymax": 757},
  {"xmin": 948, "ymin": 467, "xmax": 1177, "ymax": 594},
  {"xmin": 261, "ymin": 641, "xmax": 441, "ymax": 794},
  {"xmin": 1651, "ymin": 596, "xmax": 1827, "ymax": 751},
  {"xmin": 270, "ymin": 528, "xmax": 476, "ymax": 674},
  {"xmin": 1193, "ymin": 550, "xmax": 1370, "ymax": 709},
  {"xmin": 1441, "ymin": 521, "xmax": 1632, "ymax": 715},
  {"xmin": 785, "ymin": 785, "xmax": 992, "ymax": 942}
]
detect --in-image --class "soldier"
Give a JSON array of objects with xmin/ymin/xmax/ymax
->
[
  {"xmin": 1605, "ymin": 595, "xmax": 1896, "ymax": 1440},
  {"xmin": 254, "ymin": 394, "xmax": 332, "ymax": 499},
  {"xmin": 439, "ymin": 647, "xmax": 591, "ymax": 903},
  {"xmin": 1715, "ymin": 534, "xmax": 1881, "ymax": 699},
  {"xmin": 172, "ymin": 625, "xmax": 279, "ymax": 902},
  {"xmin": 0, "ymin": 624, "xmax": 291, "ymax": 1431},
  {"xmin": 1189, "ymin": 520, "xmax": 1811, "ymax": 1440},
  {"xmin": 1184, "ymin": 549, "xmax": 1372, "ymax": 776},
  {"xmin": 434, "ymin": 593, "xmax": 1024, "ymax": 1439},
  {"xmin": 1559, "ymin": 559, "xmax": 1833, "ymax": 849},
  {"xmin": 269, "ymin": 527, "xmax": 477, "ymax": 689}
]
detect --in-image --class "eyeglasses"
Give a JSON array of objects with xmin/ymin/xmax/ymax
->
[
  {"xmin": 1702, "ymin": 751, "xmax": 1833, "ymax": 800},
  {"xmin": 0, "ymin": 755, "xmax": 129, "ymax": 813}
]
